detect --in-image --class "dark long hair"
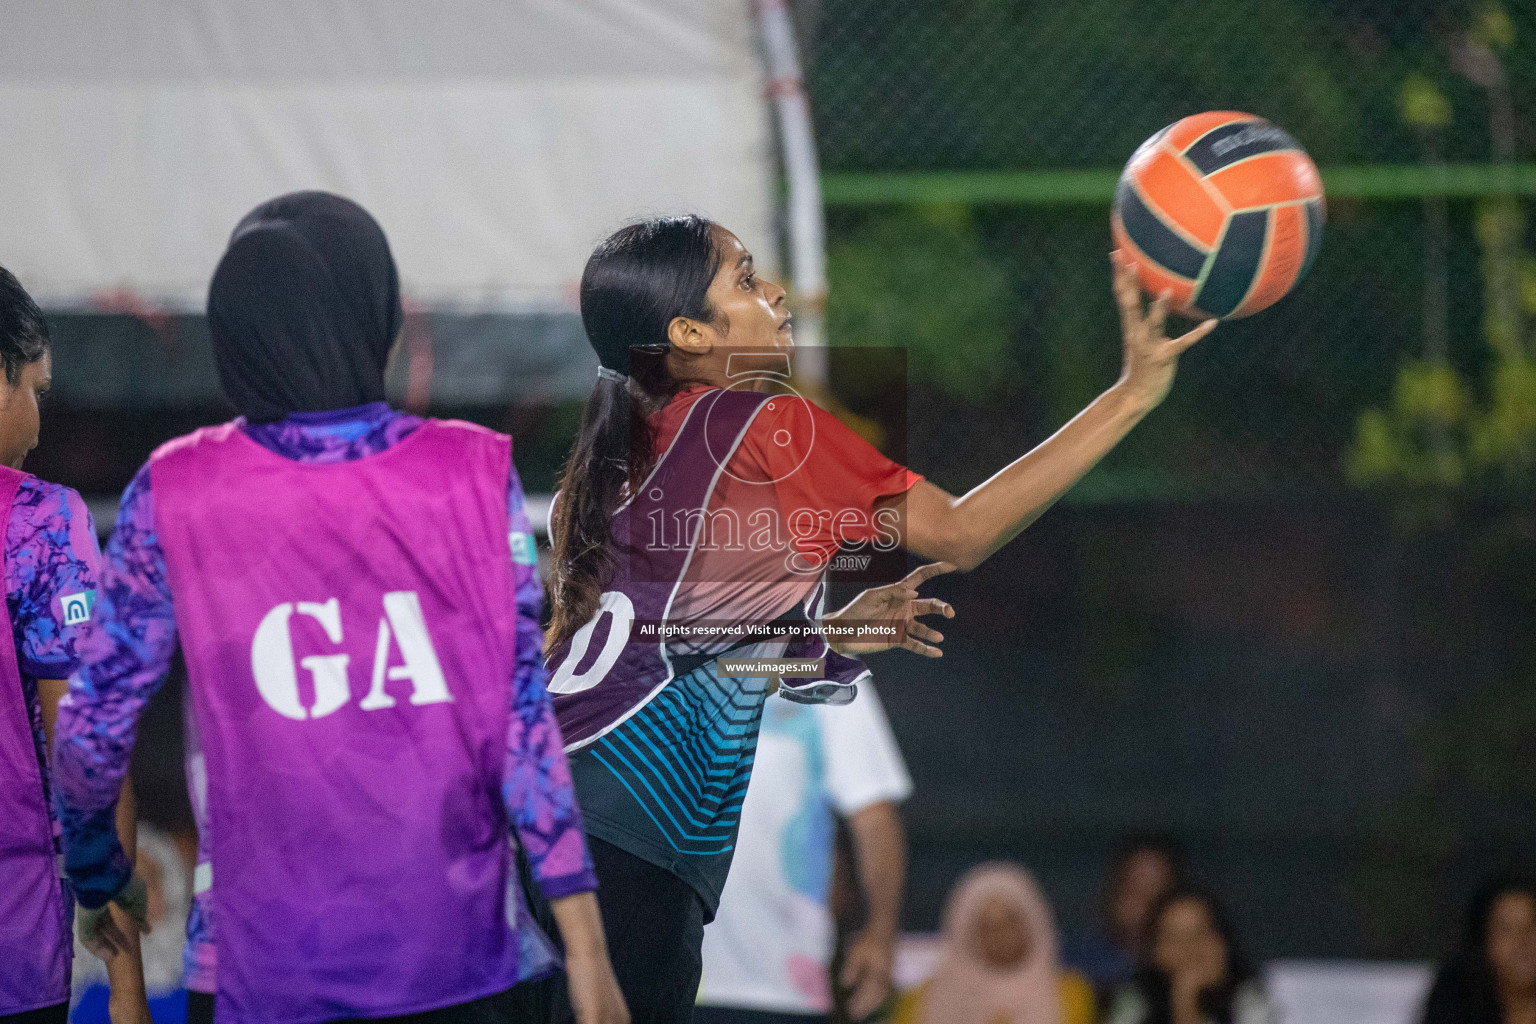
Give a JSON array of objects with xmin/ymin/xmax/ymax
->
[
  {"xmin": 546, "ymin": 216, "xmax": 722, "ymax": 650},
  {"xmin": 1422, "ymin": 874, "xmax": 1536, "ymax": 1024},
  {"xmin": 1135, "ymin": 887, "xmax": 1254, "ymax": 1024},
  {"xmin": 0, "ymin": 266, "xmax": 50, "ymax": 385}
]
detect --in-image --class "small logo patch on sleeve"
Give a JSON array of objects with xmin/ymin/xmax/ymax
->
[
  {"xmin": 509, "ymin": 532, "xmax": 538, "ymax": 567},
  {"xmin": 61, "ymin": 590, "xmax": 96, "ymax": 625}
]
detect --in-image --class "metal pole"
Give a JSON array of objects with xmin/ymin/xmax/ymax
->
[{"xmin": 755, "ymin": 0, "xmax": 829, "ymax": 389}]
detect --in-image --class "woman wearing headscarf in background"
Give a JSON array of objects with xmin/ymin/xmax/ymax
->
[
  {"xmin": 1420, "ymin": 874, "xmax": 1536, "ymax": 1024},
  {"xmin": 51, "ymin": 192, "xmax": 628, "ymax": 1024},
  {"xmin": 893, "ymin": 863, "xmax": 1096, "ymax": 1024}
]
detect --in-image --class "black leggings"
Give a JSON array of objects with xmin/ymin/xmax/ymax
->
[
  {"xmin": 0, "ymin": 1004, "xmax": 68, "ymax": 1024},
  {"xmin": 186, "ymin": 986, "xmax": 539, "ymax": 1024},
  {"xmin": 188, "ymin": 991, "xmax": 215, "ymax": 1024},
  {"xmin": 525, "ymin": 837, "xmax": 707, "ymax": 1024},
  {"xmin": 693, "ymin": 1011, "xmax": 826, "ymax": 1024}
]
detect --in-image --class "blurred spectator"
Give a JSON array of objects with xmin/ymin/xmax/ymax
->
[
  {"xmin": 892, "ymin": 863, "xmax": 1095, "ymax": 1024},
  {"xmin": 697, "ymin": 683, "xmax": 912, "ymax": 1024},
  {"xmin": 1420, "ymin": 874, "xmax": 1536, "ymax": 1024},
  {"xmin": 1105, "ymin": 887, "xmax": 1273, "ymax": 1024},
  {"xmin": 71, "ymin": 824, "xmax": 191, "ymax": 1024},
  {"xmin": 1065, "ymin": 833, "xmax": 1188, "ymax": 1003}
]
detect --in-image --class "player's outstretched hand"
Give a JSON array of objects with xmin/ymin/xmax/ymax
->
[
  {"xmin": 1111, "ymin": 250, "xmax": 1217, "ymax": 412},
  {"xmin": 824, "ymin": 561, "xmax": 957, "ymax": 658},
  {"xmin": 77, "ymin": 873, "xmax": 150, "ymax": 961}
]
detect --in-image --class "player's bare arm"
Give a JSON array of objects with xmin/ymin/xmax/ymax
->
[{"xmin": 883, "ymin": 254, "xmax": 1216, "ymax": 571}]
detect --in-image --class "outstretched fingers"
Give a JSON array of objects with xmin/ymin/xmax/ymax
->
[
  {"xmin": 1148, "ymin": 290, "xmax": 1171, "ymax": 340},
  {"xmin": 1112, "ymin": 257, "xmax": 1143, "ymax": 325},
  {"xmin": 901, "ymin": 634, "xmax": 944, "ymax": 658},
  {"xmin": 910, "ymin": 597, "xmax": 954, "ymax": 619},
  {"xmin": 901, "ymin": 561, "xmax": 957, "ymax": 588},
  {"xmin": 1168, "ymin": 318, "xmax": 1218, "ymax": 354},
  {"xmin": 907, "ymin": 620, "xmax": 945, "ymax": 644}
]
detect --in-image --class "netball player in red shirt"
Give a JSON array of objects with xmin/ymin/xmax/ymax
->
[{"xmin": 542, "ymin": 216, "xmax": 1213, "ymax": 1022}]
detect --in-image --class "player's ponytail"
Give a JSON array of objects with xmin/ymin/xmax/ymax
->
[{"xmin": 547, "ymin": 216, "xmax": 722, "ymax": 651}]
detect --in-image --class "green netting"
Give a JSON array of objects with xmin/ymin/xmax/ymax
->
[{"xmin": 804, "ymin": 0, "xmax": 1536, "ymax": 499}]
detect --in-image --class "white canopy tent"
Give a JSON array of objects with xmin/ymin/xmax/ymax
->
[{"xmin": 0, "ymin": 0, "xmax": 790, "ymax": 403}]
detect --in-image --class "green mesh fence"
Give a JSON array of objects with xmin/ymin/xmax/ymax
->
[
  {"xmin": 807, "ymin": 0, "xmax": 1529, "ymax": 171},
  {"xmin": 803, "ymin": 0, "xmax": 1536, "ymax": 500},
  {"xmin": 794, "ymin": 3, "xmax": 1536, "ymax": 959}
]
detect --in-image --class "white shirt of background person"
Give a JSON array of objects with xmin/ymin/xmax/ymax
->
[{"xmin": 698, "ymin": 682, "xmax": 913, "ymax": 1017}]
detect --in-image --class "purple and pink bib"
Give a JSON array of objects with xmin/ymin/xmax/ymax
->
[
  {"xmin": 150, "ymin": 419, "xmax": 524, "ymax": 1024},
  {"xmin": 0, "ymin": 465, "xmax": 72, "ymax": 1015}
]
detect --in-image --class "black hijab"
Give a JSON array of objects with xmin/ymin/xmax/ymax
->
[{"xmin": 208, "ymin": 191, "xmax": 402, "ymax": 424}]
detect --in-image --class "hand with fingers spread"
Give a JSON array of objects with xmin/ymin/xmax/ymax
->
[
  {"xmin": 1111, "ymin": 250, "xmax": 1217, "ymax": 413},
  {"xmin": 823, "ymin": 561, "xmax": 957, "ymax": 658}
]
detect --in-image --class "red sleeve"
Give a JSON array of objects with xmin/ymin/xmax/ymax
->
[{"xmin": 727, "ymin": 394, "xmax": 920, "ymax": 564}]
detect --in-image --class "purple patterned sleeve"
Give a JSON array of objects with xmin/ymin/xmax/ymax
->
[
  {"xmin": 503, "ymin": 464, "xmax": 596, "ymax": 900},
  {"xmin": 6, "ymin": 478, "xmax": 102, "ymax": 680},
  {"xmin": 52, "ymin": 464, "xmax": 180, "ymax": 907},
  {"xmin": 242, "ymin": 404, "xmax": 422, "ymax": 463},
  {"xmin": 4, "ymin": 478, "xmax": 102, "ymax": 859}
]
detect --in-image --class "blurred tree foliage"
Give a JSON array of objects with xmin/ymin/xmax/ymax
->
[
  {"xmin": 809, "ymin": 0, "xmax": 1490, "ymax": 171},
  {"xmin": 1348, "ymin": 5, "xmax": 1536, "ymax": 501},
  {"xmin": 812, "ymin": 0, "xmax": 1507, "ymax": 495},
  {"xmin": 826, "ymin": 205, "xmax": 1021, "ymax": 405}
]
